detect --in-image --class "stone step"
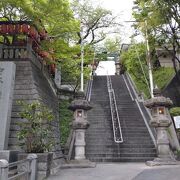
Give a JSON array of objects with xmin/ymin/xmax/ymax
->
[
  {"xmin": 86, "ymin": 147, "xmax": 156, "ymax": 153},
  {"xmin": 85, "ymin": 75, "xmax": 156, "ymax": 162},
  {"xmin": 86, "ymin": 134, "xmax": 150, "ymax": 138},
  {"xmin": 86, "ymin": 152, "xmax": 156, "ymax": 158},
  {"xmin": 86, "ymin": 136, "xmax": 152, "ymax": 141},
  {"xmin": 87, "ymin": 127, "xmax": 148, "ymax": 131},
  {"xmin": 87, "ymin": 157, "xmax": 155, "ymax": 162},
  {"xmin": 86, "ymin": 143, "xmax": 155, "ymax": 148},
  {"xmin": 86, "ymin": 139, "xmax": 153, "ymax": 144}
]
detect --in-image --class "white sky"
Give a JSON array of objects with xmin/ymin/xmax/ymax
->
[
  {"xmin": 95, "ymin": 61, "xmax": 115, "ymax": 75},
  {"xmin": 100, "ymin": 0, "xmax": 135, "ymax": 43}
]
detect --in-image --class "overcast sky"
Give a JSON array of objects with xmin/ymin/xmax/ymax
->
[
  {"xmin": 100, "ymin": 0, "xmax": 135, "ymax": 43},
  {"xmin": 101, "ymin": 0, "xmax": 134, "ymax": 19}
]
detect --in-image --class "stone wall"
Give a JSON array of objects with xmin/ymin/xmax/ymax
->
[{"xmin": 8, "ymin": 60, "xmax": 64, "ymax": 173}]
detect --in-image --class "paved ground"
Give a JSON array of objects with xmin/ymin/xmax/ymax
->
[{"xmin": 47, "ymin": 163, "xmax": 180, "ymax": 180}]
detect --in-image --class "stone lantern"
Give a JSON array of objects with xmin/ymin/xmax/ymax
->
[
  {"xmin": 115, "ymin": 60, "xmax": 120, "ymax": 75},
  {"xmin": 144, "ymin": 88, "xmax": 178, "ymax": 166},
  {"xmin": 69, "ymin": 92, "xmax": 92, "ymax": 160}
]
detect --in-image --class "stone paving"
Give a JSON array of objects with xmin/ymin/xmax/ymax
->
[{"xmin": 47, "ymin": 163, "xmax": 180, "ymax": 180}]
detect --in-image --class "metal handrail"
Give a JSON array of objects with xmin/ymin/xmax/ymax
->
[{"xmin": 107, "ymin": 76, "xmax": 123, "ymax": 143}]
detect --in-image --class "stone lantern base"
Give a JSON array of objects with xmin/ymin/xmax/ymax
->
[{"xmin": 146, "ymin": 157, "xmax": 180, "ymax": 166}]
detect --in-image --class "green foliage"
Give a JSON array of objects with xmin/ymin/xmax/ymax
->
[
  {"xmin": 17, "ymin": 101, "xmax": 54, "ymax": 153},
  {"xmin": 72, "ymin": 0, "xmax": 119, "ymax": 45},
  {"xmin": 121, "ymin": 43, "xmax": 175, "ymax": 98},
  {"xmin": 59, "ymin": 100, "xmax": 73, "ymax": 146},
  {"xmin": 121, "ymin": 43, "xmax": 150, "ymax": 97},
  {"xmin": 153, "ymin": 67, "xmax": 175, "ymax": 90},
  {"xmin": 133, "ymin": 0, "xmax": 180, "ymax": 74},
  {"xmin": 104, "ymin": 37, "xmax": 121, "ymax": 54},
  {"xmin": 170, "ymin": 107, "xmax": 180, "ymax": 117}
]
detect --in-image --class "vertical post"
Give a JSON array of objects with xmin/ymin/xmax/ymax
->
[
  {"xmin": 80, "ymin": 42, "xmax": 84, "ymax": 92},
  {"xmin": 0, "ymin": 159, "xmax": 9, "ymax": 180},
  {"xmin": 27, "ymin": 154, "xmax": 37, "ymax": 180},
  {"xmin": 145, "ymin": 20, "xmax": 154, "ymax": 98}
]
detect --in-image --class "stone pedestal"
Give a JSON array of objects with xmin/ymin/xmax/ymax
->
[
  {"xmin": 144, "ymin": 89, "xmax": 179, "ymax": 166},
  {"xmin": 69, "ymin": 92, "xmax": 92, "ymax": 161},
  {"xmin": 73, "ymin": 122, "xmax": 89, "ymax": 160}
]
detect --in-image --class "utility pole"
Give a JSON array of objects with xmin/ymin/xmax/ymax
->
[
  {"xmin": 145, "ymin": 20, "xmax": 154, "ymax": 98},
  {"xmin": 80, "ymin": 41, "xmax": 84, "ymax": 92},
  {"xmin": 80, "ymin": 26, "xmax": 84, "ymax": 92}
]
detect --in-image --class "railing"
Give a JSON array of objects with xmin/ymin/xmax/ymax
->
[
  {"xmin": 0, "ymin": 154, "xmax": 37, "ymax": 180},
  {"xmin": 107, "ymin": 76, "xmax": 123, "ymax": 143}
]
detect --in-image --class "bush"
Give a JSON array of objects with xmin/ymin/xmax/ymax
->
[
  {"xmin": 59, "ymin": 100, "xmax": 73, "ymax": 146},
  {"xmin": 17, "ymin": 101, "xmax": 54, "ymax": 153},
  {"xmin": 170, "ymin": 107, "xmax": 180, "ymax": 117}
]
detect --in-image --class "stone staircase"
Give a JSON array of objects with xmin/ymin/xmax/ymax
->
[{"xmin": 85, "ymin": 75, "xmax": 156, "ymax": 162}]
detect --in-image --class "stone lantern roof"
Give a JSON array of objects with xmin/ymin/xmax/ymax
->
[
  {"xmin": 68, "ymin": 92, "xmax": 92, "ymax": 111},
  {"xmin": 144, "ymin": 88, "xmax": 173, "ymax": 108}
]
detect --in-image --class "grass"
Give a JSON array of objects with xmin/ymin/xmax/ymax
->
[
  {"xmin": 130, "ymin": 67, "xmax": 175, "ymax": 99},
  {"xmin": 153, "ymin": 67, "xmax": 175, "ymax": 90}
]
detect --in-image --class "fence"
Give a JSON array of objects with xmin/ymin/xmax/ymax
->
[{"xmin": 0, "ymin": 154, "xmax": 37, "ymax": 180}]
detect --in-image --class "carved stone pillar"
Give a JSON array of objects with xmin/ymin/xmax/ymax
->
[{"xmin": 144, "ymin": 88, "xmax": 178, "ymax": 166}]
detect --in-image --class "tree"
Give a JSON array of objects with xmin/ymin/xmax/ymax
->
[
  {"xmin": 0, "ymin": 0, "xmax": 85, "ymax": 92},
  {"xmin": 121, "ymin": 42, "xmax": 175, "ymax": 98},
  {"xmin": 133, "ymin": 0, "xmax": 180, "ymax": 77},
  {"xmin": 121, "ymin": 43, "xmax": 150, "ymax": 97},
  {"xmin": 71, "ymin": 0, "xmax": 120, "ymax": 45},
  {"xmin": 104, "ymin": 37, "xmax": 121, "ymax": 54},
  {"xmin": 0, "ymin": 0, "xmax": 79, "ymax": 54},
  {"xmin": 92, "ymin": 36, "xmax": 121, "ymax": 62}
]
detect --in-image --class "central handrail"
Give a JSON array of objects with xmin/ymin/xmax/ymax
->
[{"xmin": 107, "ymin": 76, "xmax": 123, "ymax": 143}]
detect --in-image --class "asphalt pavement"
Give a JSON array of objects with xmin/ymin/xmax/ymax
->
[{"xmin": 47, "ymin": 163, "xmax": 180, "ymax": 180}]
